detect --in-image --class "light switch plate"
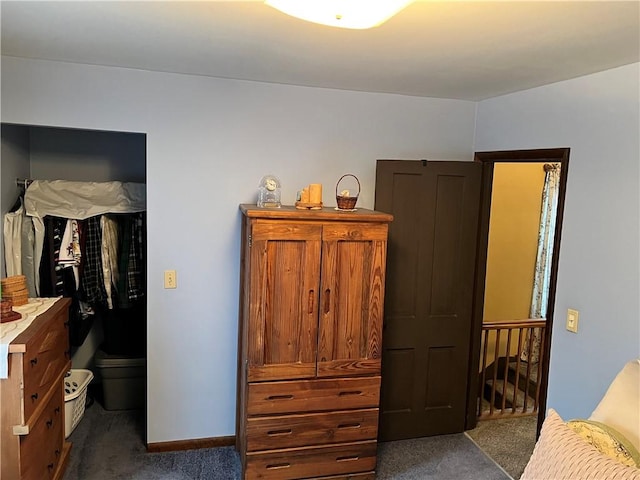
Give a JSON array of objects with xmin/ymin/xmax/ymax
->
[
  {"xmin": 566, "ymin": 308, "xmax": 579, "ymax": 333},
  {"xmin": 164, "ymin": 270, "xmax": 177, "ymax": 289}
]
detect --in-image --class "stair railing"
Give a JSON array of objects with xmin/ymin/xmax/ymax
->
[{"xmin": 478, "ymin": 319, "xmax": 546, "ymax": 419}]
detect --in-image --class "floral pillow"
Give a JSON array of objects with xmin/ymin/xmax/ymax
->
[
  {"xmin": 567, "ymin": 419, "xmax": 640, "ymax": 468},
  {"xmin": 521, "ymin": 409, "xmax": 640, "ymax": 480}
]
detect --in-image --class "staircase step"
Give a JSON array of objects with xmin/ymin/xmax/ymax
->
[
  {"xmin": 484, "ymin": 379, "xmax": 537, "ymax": 414},
  {"xmin": 507, "ymin": 361, "xmax": 540, "ymax": 399}
]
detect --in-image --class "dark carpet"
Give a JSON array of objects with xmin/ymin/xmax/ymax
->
[
  {"xmin": 377, "ymin": 434, "xmax": 511, "ymax": 479},
  {"xmin": 466, "ymin": 415, "xmax": 537, "ymax": 480},
  {"xmin": 64, "ymin": 401, "xmax": 511, "ymax": 480}
]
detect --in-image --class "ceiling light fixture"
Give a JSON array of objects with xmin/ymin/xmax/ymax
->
[{"xmin": 265, "ymin": 0, "xmax": 413, "ymax": 30}]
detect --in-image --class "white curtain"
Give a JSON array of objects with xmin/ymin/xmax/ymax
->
[{"xmin": 521, "ymin": 163, "xmax": 561, "ymax": 363}]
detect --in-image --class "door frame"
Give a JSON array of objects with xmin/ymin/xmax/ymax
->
[{"xmin": 465, "ymin": 148, "xmax": 570, "ymax": 434}]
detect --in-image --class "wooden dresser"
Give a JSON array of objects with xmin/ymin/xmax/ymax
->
[
  {"xmin": 1, "ymin": 298, "xmax": 72, "ymax": 480},
  {"xmin": 236, "ymin": 205, "xmax": 392, "ymax": 480}
]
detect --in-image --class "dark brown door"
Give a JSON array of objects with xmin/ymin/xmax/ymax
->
[{"xmin": 375, "ymin": 160, "xmax": 482, "ymax": 440}]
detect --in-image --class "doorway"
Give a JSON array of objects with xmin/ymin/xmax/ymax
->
[
  {"xmin": 469, "ymin": 148, "xmax": 569, "ymax": 434},
  {"xmin": 374, "ymin": 148, "xmax": 569, "ymax": 442}
]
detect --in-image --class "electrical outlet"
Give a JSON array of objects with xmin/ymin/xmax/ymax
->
[
  {"xmin": 566, "ymin": 308, "xmax": 579, "ymax": 333},
  {"xmin": 164, "ymin": 270, "xmax": 177, "ymax": 289}
]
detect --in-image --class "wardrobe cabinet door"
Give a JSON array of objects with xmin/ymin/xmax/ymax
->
[
  {"xmin": 317, "ymin": 223, "xmax": 388, "ymax": 377},
  {"xmin": 247, "ymin": 222, "xmax": 322, "ymax": 382}
]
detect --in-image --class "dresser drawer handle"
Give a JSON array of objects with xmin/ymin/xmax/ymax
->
[
  {"xmin": 338, "ymin": 390, "xmax": 362, "ymax": 397},
  {"xmin": 47, "ymin": 463, "xmax": 54, "ymax": 471},
  {"xmin": 267, "ymin": 394, "xmax": 294, "ymax": 401},
  {"xmin": 31, "ymin": 393, "xmax": 39, "ymax": 402},
  {"xmin": 54, "ymin": 406, "xmax": 61, "ymax": 415},
  {"xmin": 337, "ymin": 422, "xmax": 361, "ymax": 429},
  {"xmin": 46, "ymin": 419, "xmax": 53, "ymax": 428},
  {"xmin": 267, "ymin": 428, "xmax": 293, "ymax": 436},
  {"xmin": 336, "ymin": 455, "xmax": 359, "ymax": 462},
  {"xmin": 266, "ymin": 463, "xmax": 290, "ymax": 470},
  {"xmin": 30, "ymin": 357, "xmax": 38, "ymax": 366},
  {"xmin": 55, "ymin": 449, "xmax": 60, "ymax": 457}
]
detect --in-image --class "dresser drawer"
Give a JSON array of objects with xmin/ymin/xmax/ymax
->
[
  {"xmin": 246, "ymin": 408, "xmax": 378, "ymax": 451},
  {"xmin": 311, "ymin": 474, "xmax": 375, "ymax": 480},
  {"xmin": 22, "ymin": 315, "xmax": 68, "ymax": 422},
  {"xmin": 245, "ymin": 440, "xmax": 377, "ymax": 480},
  {"xmin": 20, "ymin": 382, "xmax": 64, "ymax": 480},
  {"xmin": 247, "ymin": 377, "xmax": 380, "ymax": 416}
]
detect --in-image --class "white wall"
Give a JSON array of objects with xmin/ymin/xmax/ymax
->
[
  {"xmin": 1, "ymin": 56, "xmax": 477, "ymax": 442},
  {"xmin": 475, "ymin": 63, "xmax": 640, "ymax": 419}
]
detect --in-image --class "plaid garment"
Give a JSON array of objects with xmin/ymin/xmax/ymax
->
[
  {"xmin": 126, "ymin": 213, "xmax": 145, "ymax": 302},
  {"xmin": 79, "ymin": 216, "xmax": 107, "ymax": 307}
]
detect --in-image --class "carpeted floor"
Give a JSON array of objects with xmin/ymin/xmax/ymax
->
[
  {"xmin": 466, "ymin": 415, "xmax": 538, "ymax": 480},
  {"xmin": 63, "ymin": 401, "xmax": 511, "ymax": 480},
  {"xmin": 377, "ymin": 434, "xmax": 510, "ymax": 480}
]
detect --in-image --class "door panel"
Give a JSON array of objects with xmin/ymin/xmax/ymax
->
[
  {"xmin": 317, "ymin": 224, "xmax": 387, "ymax": 377},
  {"xmin": 247, "ymin": 223, "xmax": 322, "ymax": 382},
  {"xmin": 380, "ymin": 348, "xmax": 414, "ymax": 413},
  {"xmin": 375, "ymin": 160, "xmax": 481, "ymax": 440}
]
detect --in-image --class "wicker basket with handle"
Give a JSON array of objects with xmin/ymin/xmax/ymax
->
[{"xmin": 335, "ymin": 174, "xmax": 360, "ymax": 210}]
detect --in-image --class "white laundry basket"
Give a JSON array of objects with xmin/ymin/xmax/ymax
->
[{"xmin": 63, "ymin": 369, "xmax": 94, "ymax": 438}]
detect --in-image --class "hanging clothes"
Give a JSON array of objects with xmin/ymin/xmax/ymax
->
[
  {"xmin": 100, "ymin": 215, "xmax": 120, "ymax": 310},
  {"xmin": 3, "ymin": 201, "xmax": 38, "ymax": 297},
  {"xmin": 3, "ymin": 204, "xmax": 23, "ymax": 277},
  {"xmin": 127, "ymin": 213, "xmax": 146, "ymax": 302},
  {"xmin": 116, "ymin": 212, "xmax": 146, "ymax": 308},
  {"xmin": 38, "ymin": 216, "xmax": 67, "ymax": 297},
  {"xmin": 25, "ymin": 179, "xmax": 146, "ymax": 297},
  {"xmin": 21, "ymin": 215, "xmax": 37, "ymax": 298},
  {"xmin": 58, "ymin": 219, "xmax": 81, "ymax": 291},
  {"xmin": 79, "ymin": 216, "xmax": 107, "ymax": 308}
]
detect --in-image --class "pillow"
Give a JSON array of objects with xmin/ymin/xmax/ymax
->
[
  {"xmin": 590, "ymin": 359, "xmax": 640, "ymax": 452},
  {"xmin": 567, "ymin": 419, "xmax": 640, "ymax": 468},
  {"xmin": 521, "ymin": 409, "xmax": 640, "ymax": 480}
]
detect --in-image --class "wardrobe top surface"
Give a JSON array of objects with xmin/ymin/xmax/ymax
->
[{"xmin": 240, "ymin": 204, "xmax": 393, "ymax": 223}]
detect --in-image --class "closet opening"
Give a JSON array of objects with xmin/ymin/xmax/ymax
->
[{"xmin": 1, "ymin": 123, "xmax": 148, "ymax": 444}]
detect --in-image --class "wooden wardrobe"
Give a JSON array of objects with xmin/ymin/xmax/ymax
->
[{"xmin": 236, "ymin": 205, "xmax": 392, "ymax": 480}]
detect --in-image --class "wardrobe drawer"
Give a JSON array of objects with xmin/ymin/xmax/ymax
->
[
  {"xmin": 23, "ymin": 319, "xmax": 68, "ymax": 422},
  {"xmin": 246, "ymin": 408, "xmax": 378, "ymax": 451},
  {"xmin": 245, "ymin": 440, "xmax": 377, "ymax": 480},
  {"xmin": 247, "ymin": 377, "xmax": 381, "ymax": 416},
  {"xmin": 311, "ymin": 474, "xmax": 375, "ymax": 480},
  {"xmin": 20, "ymin": 383, "xmax": 64, "ymax": 480}
]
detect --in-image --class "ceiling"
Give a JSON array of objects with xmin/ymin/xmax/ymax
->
[{"xmin": 1, "ymin": 1, "xmax": 639, "ymax": 101}]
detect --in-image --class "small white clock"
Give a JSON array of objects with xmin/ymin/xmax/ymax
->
[
  {"xmin": 257, "ymin": 174, "xmax": 282, "ymax": 208},
  {"xmin": 265, "ymin": 178, "xmax": 277, "ymax": 192}
]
